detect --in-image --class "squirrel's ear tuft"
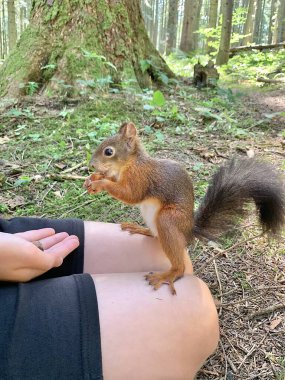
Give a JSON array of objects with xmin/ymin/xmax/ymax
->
[{"xmin": 119, "ymin": 122, "xmax": 137, "ymax": 139}]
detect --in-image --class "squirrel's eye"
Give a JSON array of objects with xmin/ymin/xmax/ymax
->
[{"xmin": 104, "ymin": 147, "xmax": 114, "ymax": 157}]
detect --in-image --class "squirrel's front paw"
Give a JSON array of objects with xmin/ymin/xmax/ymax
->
[
  {"xmin": 88, "ymin": 179, "xmax": 105, "ymax": 194},
  {"xmin": 83, "ymin": 177, "xmax": 92, "ymax": 189},
  {"xmin": 83, "ymin": 173, "xmax": 105, "ymax": 193}
]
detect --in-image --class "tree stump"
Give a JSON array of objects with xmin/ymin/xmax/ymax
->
[{"xmin": 193, "ymin": 61, "xmax": 219, "ymax": 88}]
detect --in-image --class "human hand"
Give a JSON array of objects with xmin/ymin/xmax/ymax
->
[{"xmin": 0, "ymin": 228, "xmax": 79, "ymax": 282}]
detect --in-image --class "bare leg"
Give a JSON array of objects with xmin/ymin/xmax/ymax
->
[
  {"xmin": 83, "ymin": 221, "xmax": 193, "ymax": 275},
  {"xmin": 93, "ymin": 273, "xmax": 219, "ymax": 380}
]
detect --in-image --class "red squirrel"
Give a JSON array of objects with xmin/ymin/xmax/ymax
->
[{"xmin": 84, "ymin": 122, "xmax": 285, "ymax": 294}]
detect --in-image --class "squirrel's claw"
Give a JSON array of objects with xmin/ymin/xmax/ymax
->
[{"xmin": 145, "ymin": 271, "xmax": 181, "ymax": 295}]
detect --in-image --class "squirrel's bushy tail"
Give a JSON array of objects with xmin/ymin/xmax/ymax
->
[{"xmin": 193, "ymin": 158, "xmax": 285, "ymax": 240}]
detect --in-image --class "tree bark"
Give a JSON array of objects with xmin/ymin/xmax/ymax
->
[
  {"xmin": 275, "ymin": 0, "xmax": 285, "ymax": 43},
  {"xmin": 252, "ymin": 0, "xmax": 263, "ymax": 44},
  {"xmin": 2, "ymin": 0, "xmax": 7, "ymax": 59},
  {"xmin": 0, "ymin": 0, "xmax": 174, "ymax": 97},
  {"xmin": 7, "ymin": 0, "xmax": 17, "ymax": 54},
  {"xmin": 166, "ymin": 0, "xmax": 179, "ymax": 54},
  {"xmin": 0, "ymin": 6, "xmax": 2, "ymax": 60},
  {"xmin": 242, "ymin": 0, "xmax": 257, "ymax": 45},
  {"xmin": 206, "ymin": 0, "xmax": 219, "ymax": 53},
  {"xmin": 216, "ymin": 0, "xmax": 234, "ymax": 65},
  {"xmin": 179, "ymin": 0, "xmax": 200, "ymax": 53},
  {"xmin": 152, "ymin": 0, "xmax": 159, "ymax": 49},
  {"xmin": 268, "ymin": 0, "xmax": 277, "ymax": 44},
  {"xmin": 193, "ymin": 0, "xmax": 203, "ymax": 50}
]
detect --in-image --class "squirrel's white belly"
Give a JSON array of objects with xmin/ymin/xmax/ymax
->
[{"xmin": 138, "ymin": 198, "xmax": 161, "ymax": 237}]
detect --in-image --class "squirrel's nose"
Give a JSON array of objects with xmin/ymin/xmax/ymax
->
[{"xmin": 89, "ymin": 157, "xmax": 96, "ymax": 169}]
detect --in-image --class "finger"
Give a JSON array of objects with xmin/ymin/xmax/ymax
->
[
  {"xmin": 45, "ymin": 236, "xmax": 80, "ymax": 266},
  {"xmin": 15, "ymin": 228, "xmax": 56, "ymax": 241},
  {"xmin": 40, "ymin": 232, "xmax": 70, "ymax": 250},
  {"xmin": 23, "ymin": 236, "xmax": 79, "ymax": 272}
]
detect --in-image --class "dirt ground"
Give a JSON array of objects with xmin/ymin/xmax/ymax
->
[{"xmin": 196, "ymin": 88, "xmax": 285, "ymax": 380}]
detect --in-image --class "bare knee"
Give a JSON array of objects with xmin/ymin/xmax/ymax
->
[{"xmin": 93, "ymin": 273, "xmax": 219, "ymax": 380}]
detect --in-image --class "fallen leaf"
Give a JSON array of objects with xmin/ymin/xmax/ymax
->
[
  {"xmin": 0, "ymin": 136, "xmax": 10, "ymax": 144},
  {"xmin": 0, "ymin": 195, "xmax": 26, "ymax": 209},
  {"xmin": 213, "ymin": 298, "xmax": 221, "ymax": 308},
  {"xmin": 269, "ymin": 317, "xmax": 282, "ymax": 330},
  {"xmin": 246, "ymin": 148, "xmax": 255, "ymax": 158}
]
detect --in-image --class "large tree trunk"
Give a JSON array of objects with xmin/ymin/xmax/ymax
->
[
  {"xmin": 0, "ymin": 0, "xmax": 174, "ymax": 97},
  {"xmin": 216, "ymin": 0, "xmax": 234, "ymax": 65}
]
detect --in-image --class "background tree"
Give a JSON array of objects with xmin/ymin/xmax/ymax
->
[
  {"xmin": 0, "ymin": 0, "xmax": 174, "ymax": 97},
  {"xmin": 206, "ymin": 0, "xmax": 219, "ymax": 53},
  {"xmin": 268, "ymin": 0, "xmax": 277, "ymax": 44},
  {"xmin": 166, "ymin": 0, "xmax": 178, "ymax": 54},
  {"xmin": 216, "ymin": 0, "xmax": 234, "ymax": 65},
  {"xmin": 180, "ymin": 0, "xmax": 201, "ymax": 53},
  {"xmin": 7, "ymin": 0, "xmax": 17, "ymax": 53},
  {"xmin": 273, "ymin": 0, "xmax": 285, "ymax": 43},
  {"xmin": 192, "ymin": 0, "xmax": 203, "ymax": 50},
  {"xmin": 242, "ymin": 0, "xmax": 257, "ymax": 45},
  {"xmin": 253, "ymin": 0, "xmax": 263, "ymax": 44}
]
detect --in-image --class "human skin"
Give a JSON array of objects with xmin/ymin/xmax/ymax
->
[
  {"xmin": 84, "ymin": 221, "xmax": 219, "ymax": 380},
  {"xmin": 0, "ymin": 228, "xmax": 79, "ymax": 282},
  {"xmin": 0, "ymin": 221, "xmax": 219, "ymax": 379}
]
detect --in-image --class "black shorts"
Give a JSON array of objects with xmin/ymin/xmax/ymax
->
[{"xmin": 0, "ymin": 217, "xmax": 103, "ymax": 380}]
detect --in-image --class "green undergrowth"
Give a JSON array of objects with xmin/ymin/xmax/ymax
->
[{"xmin": 166, "ymin": 49, "xmax": 285, "ymax": 87}]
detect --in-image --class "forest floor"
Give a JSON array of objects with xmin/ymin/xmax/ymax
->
[{"xmin": 1, "ymin": 79, "xmax": 285, "ymax": 379}]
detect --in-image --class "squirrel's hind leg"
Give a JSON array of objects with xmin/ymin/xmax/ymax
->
[
  {"xmin": 121, "ymin": 222, "xmax": 153, "ymax": 237},
  {"xmin": 145, "ymin": 208, "xmax": 189, "ymax": 295}
]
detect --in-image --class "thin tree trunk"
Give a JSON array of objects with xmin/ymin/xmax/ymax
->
[
  {"xmin": 153, "ymin": 0, "xmax": 159, "ymax": 49},
  {"xmin": 193, "ymin": 0, "xmax": 203, "ymax": 50},
  {"xmin": 0, "ymin": 6, "xmax": 2, "ymax": 60},
  {"xmin": 258, "ymin": 0, "xmax": 266, "ymax": 43},
  {"xmin": 159, "ymin": 0, "xmax": 168, "ymax": 54},
  {"xmin": 180, "ymin": 0, "xmax": 200, "ymax": 52},
  {"xmin": 252, "ymin": 0, "xmax": 263, "ymax": 43},
  {"xmin": 206, "ymin": 0, "xmax": 219, "ymax": 53},
  {"xmin": 2, "ymin": 0, "xmax": 7, "ymax": 58},
  {"xmin": 7, "ymin": 0, "xmax": 17, "ymax": 53},
  {"xmin": 277, "ymin": 0, "xmax": 285, "ymax": 42},
  {"xmin": 243, "ymin": 0, "xmax": 257, "ymax": 45},
  {"xmin": 149, "ymin": 1, "xmax": 155, "ymax": 42},
  {"xmin": 216, "ymin": 0, "xmax": 234, "ymax": 65},
  {"xmin": 268, "ymin": 0, "xmax": 277, "ymax": 44},
  {"xmin": 166, "ymin": 0, "xmax": 178, "ymax": 54}
]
